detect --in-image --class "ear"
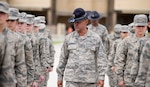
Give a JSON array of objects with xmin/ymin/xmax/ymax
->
[{"xmin": 85, "ymin": 19, "xmax": 89, "ymax": 24}]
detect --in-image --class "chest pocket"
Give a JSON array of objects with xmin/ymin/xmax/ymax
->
[
  {"xmin": 84, "ymin": 42, "xmax": 96, "ymax": 51},
  {"xmin": 68, "ymin": 44, "xmax": 77, "ymax": 50}
]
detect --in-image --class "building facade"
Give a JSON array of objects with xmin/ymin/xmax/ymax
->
[{"xmin": 2, "ymin": 0, "xmax": 150, "ymax": 32}]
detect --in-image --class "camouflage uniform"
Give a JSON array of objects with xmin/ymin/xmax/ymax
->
[
  {"xmin": 38, "ymin": 29, "xmax": 55, "ymax": 87},
  {"xmin": 66, "ymin": 81, "xmax": 97, "ymax": 87},
  {"xmin": 108, "ymin": 39, "xmax": 121, "ymax": 70},
  {"xmin": 105, "ymin": 33, "xmax": 120, "ymax": 55},
  {"xmin": 18, "ymin": 32, "xmax": 34, "ymax": 86},
  {"xmin": 0, "ymin": 1, "xmax": 26, "ymax": 87},
  {"xmin": 31, "ymin": 33, "xmax": 43, "ymax": 84},
  {"xmin": 56, "ymin": 30, "xmax": 107, "ymax": 85},
  {"xmin": 114, "ymin": 34, "xmax": 139, "ymax": 86},
  {"xmin": 107, "ymin": 39, "xmax": 121, "ymax": 87},
  {"xmin": 7, "ymin": 29, "xmax": 27, "ymax": 87},
  {"xmin": 134, "ymin": 39, "xmax": 150, "ymax": 87},
  {"xmin": 105, "ymin": 24, "xmax": 121, "ymax": 56},
  {"xmin": 44, "ymin": 29, "xmax": 52, "ymax": 40},
  {"xmin": 87, "ymin": 24, "xmax": 108, "ymax": 47},
  {"xmin": 37, "ymin": 33, "xmax": 51, "ymax": 87},
  {"xmin": 130, "ymin": 37, "xmax": 147, "ymax": 79},
  {"xmin": 46, "ymin": 38, "xmax": 55, "ymax": 67},
  {"xmin": 0, "ymin": 28, "xmax": 16, "ymax": 87},
  {"xmin": 114, "ymin": 14, "xmax": 148, "ymax": 87},
  {"xmin": 17, "ymin": 13, "xmax": 35, "ymax": 86},
  {"xmin": 44, "ymin": 35, "xmax": 55, "ymax": 87},
  {"xmin": 106, "ymin": 24, "xmax": 121, "ymax": 87}
]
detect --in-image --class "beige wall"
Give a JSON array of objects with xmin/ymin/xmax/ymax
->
[
  {"xmin": 56, "ymin": 0, "xmax": 108, "ymax": 16},
  {"xmin": 6, "ymin": 0, "xmax": 150, "ymax": 14},
  {"xmin": 114, "ymin": 0, "xmax": 150, "ymax": 13},
  {"xmin": 9, "ymin": 0, "xmax": 51, "ymax": 10}
]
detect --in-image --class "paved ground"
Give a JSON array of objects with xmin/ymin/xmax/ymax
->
[{"xmin": 47, "ymin": 42, "xmax": 110, "ymax": 87}]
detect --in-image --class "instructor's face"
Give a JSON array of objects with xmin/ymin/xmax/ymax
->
[{"xmin": 74, "ymin": 19, "xmax": 88, "ymax": 32}]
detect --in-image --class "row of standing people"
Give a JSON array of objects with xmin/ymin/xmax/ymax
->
[
  {"xmin": 1, "ymin": 2, "xmax": 150, "ymax": 87},
  {"xmin": 57, "ymin": 7, "xmax": 150, "ymax": 87},
  {"xmin": 0, "ymin": 1, "xmax": 55, "ymax": 87},
  {"xmin": 105, "ymin": 11, "xmax": 150, "ymax": 87}
]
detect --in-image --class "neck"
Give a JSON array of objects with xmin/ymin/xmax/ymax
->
[
  {"xmin": 78, "ymin": 28, "xmax": 87, "ymax": 36},
  {"xmin": 11, "ymin": 28, "xmax": 16, "ymax": 32},
  {"xmin": 17, "ymin": 30, "xmax": 22, "ymax": 33},
  {"xmin": 0, "ymin": 24, "xmax": 6, "ymax": 33}
]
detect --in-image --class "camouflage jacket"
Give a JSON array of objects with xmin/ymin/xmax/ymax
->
[
  {"xmin": 7, "ymin": 29, "xmax": 27, "ymax": 87},
  {"xmin": 105, "ymin": 33, "xmax": 120, "ymax": 57},
  {"xmin": 108, "ymin": 39, "xmax": 122, "ymax": 67},
  {"xmin": 0, "ymin": 28, "xmax": 16, "ymax": 87},
  {"xmin": 57, "ymin": 30, "xmax": 107, "ymax": 83},
  {"xmin": 114, "ymin": 34, "xmax": 140, "ymax": 86},
  {"xmin": 19, "ymin": 33, "xmax": 34, "ymax": 85},
  {"xmin": 134, "ymin": 39, "xmax": 150, "ymax": 87},
  {"xmin": 87, "ymin": 24, "xmax": 108, "ymax": 46}
]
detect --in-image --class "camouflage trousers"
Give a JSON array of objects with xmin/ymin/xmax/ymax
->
[
  {"xmin": 124, "ymin": 74, "xmax": 134, "ymax": 87},
  {"xmin": 66, "ymin": 81, "xmax": 97, "ymax": 87},
  {"xmin": 38, "ymin": 81, "xmax": 45, "ymax": 87},
  {"xmin": 107, "ymin": 67, "xmax": 118, "ymax": 87},
  {"xmin": 43, "ymin": 72, "xmax": 49, "ymax": 87}
]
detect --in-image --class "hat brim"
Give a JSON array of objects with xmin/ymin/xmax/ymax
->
[
  {"xmin": 88, "ymin": 16, "xmax": 101, "ymax": 20},
  {"xmin": 26, "ymin": 21, "xmax": 33, "ymax": 25},
  {"xmin": 18, "ymin": 19, "xmax": 26, "ymax": 23},
  {"xmin": 8, "ymin": 16, "xmax": 18, "ymax": 20},
  {"xmin": 40, "ymin": 20, "xmax": 46, "ymax": 23},
  {"xmin": 68, "ymin": 13, "xmax": 88, "ymax": 23},
  {"xmin": 0, "ymin": 9, "xmax": 9, "ymax": 14},
  {"xmin": 34, "ymin": 24, "xmax": 40, "ymax": 27},
  {"xmin": 26, "ymin": 22, "xmax": 33, "ymax": 25},
  {"xmin": 120, "ymin": 30, "xmax": 129, "ymax": 32},
  {"xmin": 134, "ymin": 23, "xmax": 148, "ymax": 26}
]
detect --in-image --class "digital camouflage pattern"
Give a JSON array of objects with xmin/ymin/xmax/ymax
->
[
  {"xmin": 108, "ymin": 39, "xmax": 122, "ymax": 67},
  {"xmin": 39, "ymin": 32, "xmax": 55, "ymax": 87},
  {"xmin": 57, "ymin": 30, "xmax": 107, "ymax": 83},
  {"xmin": 31, "ymin": 33, "xmax": 42, "ymax": 83},
  {"xmin": 65, "ymin": 81, "xmax": 97, "ymax": 87},
  {"xmin": 107, "ymin": 39, "xmax": 122, "ymax": 87},
  {"xmin": 18, "ymin": 32, "xmax": 34, "ymax": 86},
  {"xmin": 7, "ymin": 29, "xmax": 27, "ymax": 87},
  {"xmin": 0, "ymin": 28, "xmax": 16, "ymax": 87},
  {"xmin": 87, "ymin": 24, "xmax": 108, "ymax": 47},
  {"xmin": 130, "ymin": 37, "xmax": 148, "ymax": 82},
  {"xmin": 134, "ymin": 39, "xmax": 150, "ymax": 87},
  {"xmin": 114, "ymin": 34, "xmax": 140, "ymax": 86},
  {"xmin": 105, "ymin": 24, "xmax": 121, "ymax": 56}
]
